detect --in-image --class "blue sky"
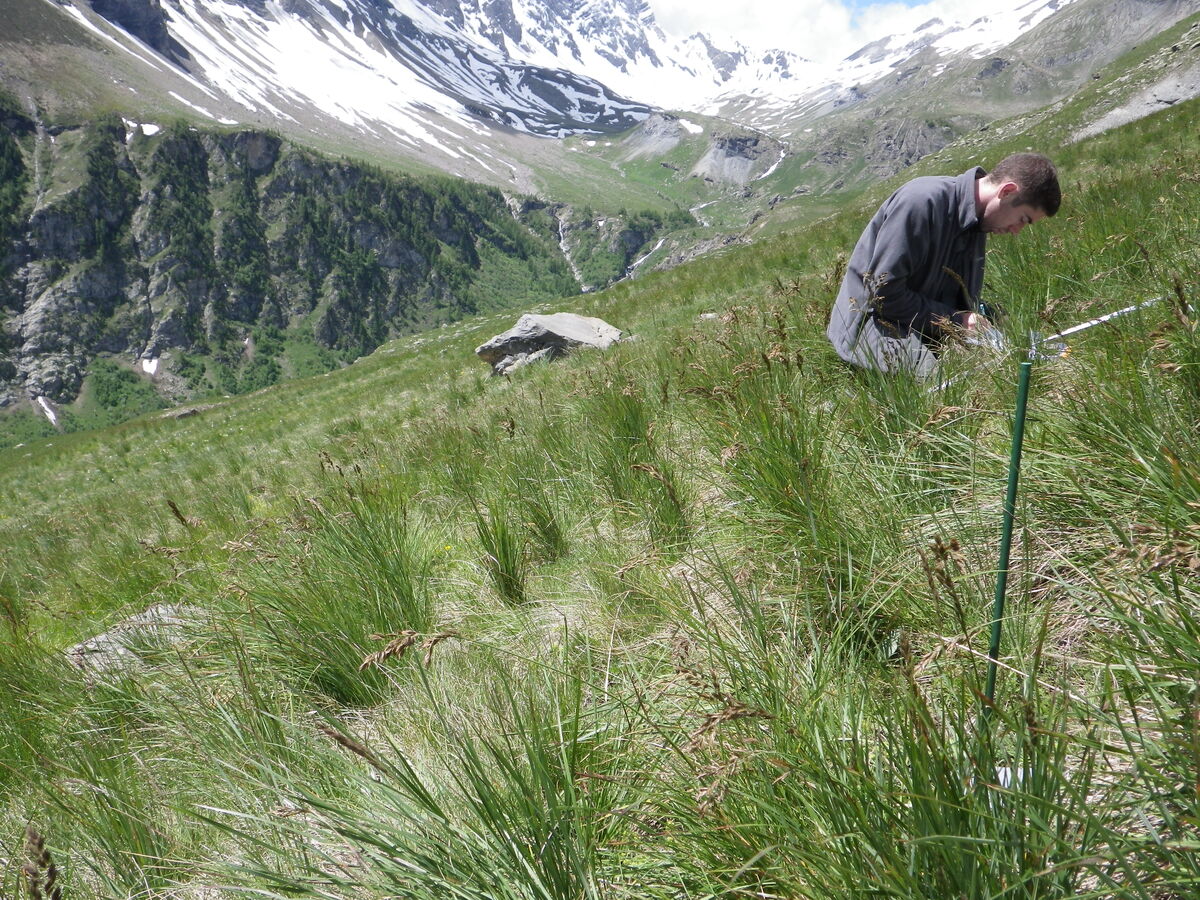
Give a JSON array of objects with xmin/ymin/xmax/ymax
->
[{"xmin": 648, "ymin": 0, "xmax": 1013, "ymax": 64}]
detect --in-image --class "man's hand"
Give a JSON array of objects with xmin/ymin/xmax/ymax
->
[
  {"xmin": 954, "ymin": 310, "xmax": 1008, "ymax": 352},
  {"xmin": 953, "ymin": 310, "xmax": 989, "ymax": 333}
]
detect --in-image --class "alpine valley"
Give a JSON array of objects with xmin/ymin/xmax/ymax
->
[{"xmin": 0, "ymin": 0, "xmax": 1198, "ymax": 430}]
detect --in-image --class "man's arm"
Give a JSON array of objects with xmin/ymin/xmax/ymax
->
[{"xmin": 861, "ymin": 192, "xmax": 959, "ymax": 339}]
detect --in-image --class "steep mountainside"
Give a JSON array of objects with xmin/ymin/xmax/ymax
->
[
  {"xmin": 717, "ymin": 0, "xmax": 1200, "ymax": 191},
  {"xmin": 0, "ymin": 0, "xmax": 795, "ymax": 209},
  {"xmin": 0, "ymin": 105, "xmax": 693, "ymax": 412},
  {"xmin": 5, "ymin": 0, "xmax": 1196, "ymax": 207}
]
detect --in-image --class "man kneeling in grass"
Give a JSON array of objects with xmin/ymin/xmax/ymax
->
[{"xmin": 827, "ymin": 152, "xmax": 1061, "ymax": 378}]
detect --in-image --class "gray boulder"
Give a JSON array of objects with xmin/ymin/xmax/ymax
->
[
  {"xmin": 475, "ymin": 312, "xmax": 623, "ymax": 376},
  {"xmin": 66, "ymin": 603, "xmax": 203, "ymax": 677}
]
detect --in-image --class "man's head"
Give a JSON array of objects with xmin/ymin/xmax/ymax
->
[{"xmin": 977, "ymin": 152, "xmax": 1061, "ymax": 235}]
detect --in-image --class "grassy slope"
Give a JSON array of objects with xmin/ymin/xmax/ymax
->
[{"xmin": 2, "ymin": 71, "xmax": 1200, "ymax": 900}]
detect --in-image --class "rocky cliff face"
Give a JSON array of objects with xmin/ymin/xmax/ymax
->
[
  {"xmin": 88, "ymin": 0, "xmax": 190, "ymax": 66},
  {"xmin": 0, "ymin": 112, "xmax": 589, "ymax": 408},
  {"xmin": 550, "ymin": 202, "xmax": 694, "ymax": 292},
  {"xmin": 689, "ymin": 131, "xmax": 783, "ymax": 185},
  {"xmin": 0, "ymin": 108, "xmax": 695, "ymax": 412}
]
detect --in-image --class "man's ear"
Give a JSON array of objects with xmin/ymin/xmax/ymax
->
[{"xmin": 997, "ymin": 181, "xmax": 1020, "ymax": 200}]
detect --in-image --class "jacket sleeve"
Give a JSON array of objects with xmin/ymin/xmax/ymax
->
[{"xmin": 864, "ymin": 191, "xmax": 958, "ymax": 338}]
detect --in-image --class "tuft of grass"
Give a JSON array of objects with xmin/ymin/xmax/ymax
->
[
  {"xmin": 473, "ymin": 495, "xmax": 532, "ymax": 606},
  {"xmin": 584, "ymin": 376, "xmax": 691, "ymax": 551},
  {"xmin": 236, "ymin": 481, "xmax": 438, "ymax": 705}
]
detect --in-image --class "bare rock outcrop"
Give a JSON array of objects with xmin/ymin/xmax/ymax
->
[
  {"xmin": 66, "ymin": 603, "xmax": 204, "ymax": 677},
  {"xmin": 475, "ymin": 312, "xmax": 624, "ymax": 376}
]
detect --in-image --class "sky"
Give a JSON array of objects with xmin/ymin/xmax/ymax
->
[{"xmin": 648, "ymin": 0, "xmax": 1021, "ymax": 64}]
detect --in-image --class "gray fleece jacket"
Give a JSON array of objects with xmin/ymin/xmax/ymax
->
[{"xmin": 827, "ymin": 167, "xmax": 987, "ymax": 374}]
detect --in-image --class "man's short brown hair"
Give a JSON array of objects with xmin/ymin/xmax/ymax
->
[{"xmin": 989, "ymin": 152, "xmax": 1061, "ymax": 216}]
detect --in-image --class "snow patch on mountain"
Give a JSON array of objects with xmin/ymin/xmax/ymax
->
[
  {"xmin": 700, "ymin": 0, "xmax": 1081, "ymax": 127},
  {"xmin": 853, "ymin": 0, "xmax": 1069, "ymax": 64},
  {"xmin": 164, "ymin": 0, "xmax": 481, "ymax": 147}
]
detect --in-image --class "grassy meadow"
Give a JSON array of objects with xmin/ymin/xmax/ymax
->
[{"xmin": 2, "ymin": 89, "xmax": 1199, "ymax": 898}]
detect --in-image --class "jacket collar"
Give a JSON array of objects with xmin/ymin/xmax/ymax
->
[{"xmin": 957, "ymin": 167, "xmax": 986, "ymax": 232}]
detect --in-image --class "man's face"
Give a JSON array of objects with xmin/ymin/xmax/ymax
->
[{"xmin": 980, "ymin": 193, "xmax": 1047, "ymax": 236}]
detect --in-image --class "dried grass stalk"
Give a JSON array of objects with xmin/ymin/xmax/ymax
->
[
  {"xmin": 359, "ymin": 630, "xmax": 420, "ymax": 670},
  {"xmin": 316, "ymin": 723, "xmax": 384, "ymax": 769},
  {"xmin": 359, "ymin": 630, "xmax": 461, "ymax": 670},
  {"xmin": 420, "ymin": 630, "xmax": 460, "ymax": 666},
  {"xmin": 22, "ymin": 826, "xmax": 62, "ymax": 900}
]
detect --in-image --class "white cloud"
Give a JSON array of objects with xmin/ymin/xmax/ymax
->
[{"xmin": 648, "ymin": 0, "xmax": 1021, "ymax": 64}]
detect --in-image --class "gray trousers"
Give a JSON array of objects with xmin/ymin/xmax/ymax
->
[{"xmin": 826, "ymin": 298, "xmax": 939, "ymax": 379}]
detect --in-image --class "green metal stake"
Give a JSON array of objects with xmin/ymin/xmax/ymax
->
[{"xmin": 982, "ymin": 360, "xmax": 1033, "ymax": 720}]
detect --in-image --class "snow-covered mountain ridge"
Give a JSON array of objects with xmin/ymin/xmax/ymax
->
[
  {"xmin": 56, "ymin": 0, "xmax": 1086, "ymax": 140},
  {"xmin": 16, "ymin": 0, "xmax": 1200, "ymax": 193}
]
